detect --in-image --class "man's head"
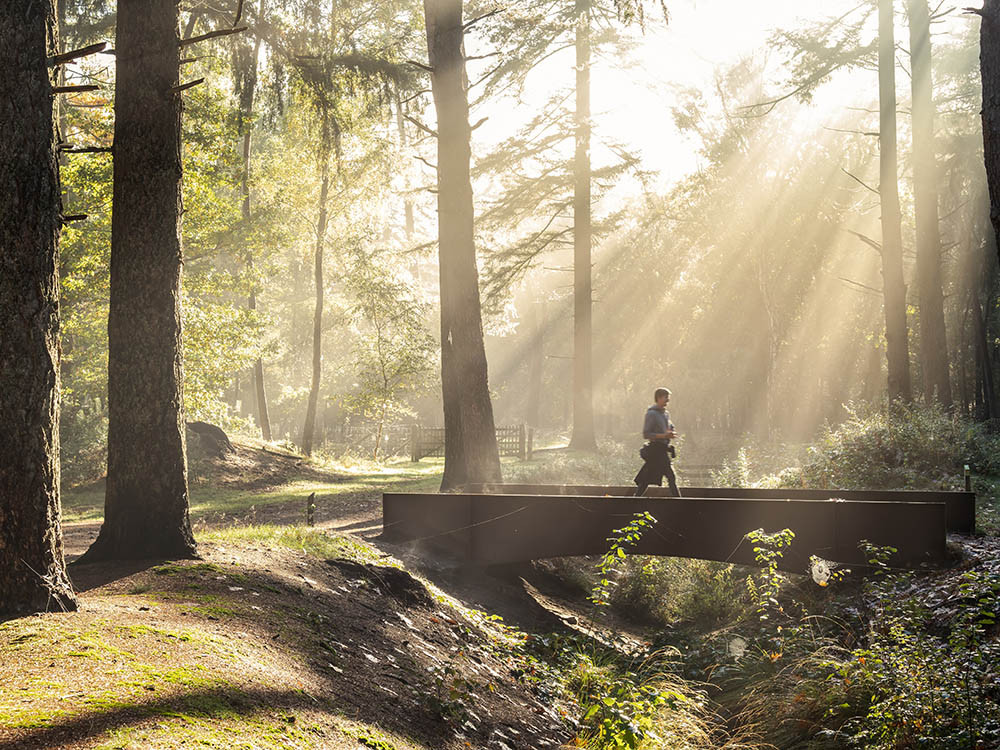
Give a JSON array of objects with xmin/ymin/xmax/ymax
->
[{"xmin": 654, "ymin": 387, "xmax": 671, "ymax": 407}]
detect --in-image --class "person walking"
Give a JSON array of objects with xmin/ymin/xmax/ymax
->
[{"xmin": 634, "ymin": 387, "xmax": 681, "ymax": 497}]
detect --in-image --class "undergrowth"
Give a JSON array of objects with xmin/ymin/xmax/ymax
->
[{"xmin": 717, "ymin": 401, "xmax": 1000, "ymax": 490}]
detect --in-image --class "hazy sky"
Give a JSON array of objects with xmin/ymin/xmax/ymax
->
[{"xmin": 468, "ymin": 0, "xmax": 976, "ymax": 194}]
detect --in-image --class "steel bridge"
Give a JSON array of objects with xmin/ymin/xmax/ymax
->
[{"xmin": 381, "ymin": 484, "xmax": 974, "ymax": 571}]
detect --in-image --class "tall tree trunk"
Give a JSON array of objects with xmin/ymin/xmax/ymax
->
[
  {"xmin": 865, "ymin": 335, "xmax": 883, "ymax": 403},
  {"xmin": 878, "ymin": 0, "xmax": 913, "ymax": 402},
  {"xmin": 81, "ymin": 0, "xmax": 196, "ymax": 562},
  {"xmin": 908, "ymin": 0, "xmax": 952, "ymax": 407},
  {"xmin": 526, "ymin": 301, "xmax": 545, "ymax": 428},
  {"xmin": 570, "ymin": 0, "xmax": 597, "ymax": 450},
  {"xmin": 972, "ymin": 291, "xmax": 999, "ymax": 419},
  {"xmin": 979, "ymin": 0, "xmax": 1000, "ymax": 267},
  {"xmin": 0, "ymin": 0, "xmax": 77, "ymax": 615},
  {"xmin": 238, "ymin": 2, "xmax": 272, "ymax": 441},
  {"xmin": 424, "ymin": 0, "xmax": 502, "ymax": 490},
  {"xmin": 301, "ymin": 152, "xmax": 329, "ymax": 456},
  {"xmin": 394, "ymin": 84, "xmax": 416, "ymax": 242}
]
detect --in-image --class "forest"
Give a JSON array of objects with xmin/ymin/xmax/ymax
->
[{"xmin": 4, "ymin": 0, "xmax": 1000, "ymax": 747}]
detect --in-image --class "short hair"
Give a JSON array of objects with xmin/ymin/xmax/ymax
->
[{"xmin": 654, "ymin": 387, "xmax": 671, "ymax": 400}]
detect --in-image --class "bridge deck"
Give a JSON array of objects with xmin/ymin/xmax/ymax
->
[
  {"xmin": 463, "ymin": 483, "xmax": 976, "ymax": 533},
  {"xmin": 382, "ymin": 491, "xmax": 948, "ymax": 571}
]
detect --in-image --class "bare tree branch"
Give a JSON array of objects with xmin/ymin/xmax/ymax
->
[
  {"xmin": 463, "ymin": 7, "xmax": 504, "ymax": 31},
  {"xmin": 49, "ymin": 42, "xmax": 108, "ymax": 66},
  {"xmin": 171, "ymin": 78, "xmax": 205, "ymax": 93},
  {"xmin": 404, "ymin": 114, "xmax": 437, "ymax": 138},
  {"xmin": 848, "ymin": 229, "xmax": 883, "ymax": 254},
  {"xmin": 839, "ymin": 276, "xmax": 883, "ymax": 295},
  {"xmin": 406, "ymin": 59, "xmax": 434, "ymax": 73},
  {"xmin": 179, "ymin": 25, "xmax": 247, "ymax": 47},
  {"xmin": 843, "ymin": 168, "xmax": 880, "ymax": 195}
]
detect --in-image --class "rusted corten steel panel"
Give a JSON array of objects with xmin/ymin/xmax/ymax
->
[
  {"xmin": 463, "ymin": 483, "xmax": 975, "ymax": 534},
  {"xmin": 383, "ymin": 493, "xmax": 947, "ymax": 571}
]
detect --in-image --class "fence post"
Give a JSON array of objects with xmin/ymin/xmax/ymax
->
[
  {"xmin": 410, "ymin": 425, "xmax": 419, "ymax": 462},
  {"xmin": 306, "ymin": 492, "xmax": 316, "ymax": 527},
  {"xmin": 527, "ymin": 427, "xmax": 534, "ymax": 460},
  {"xmin": 965, "ymin": 463, "xmax": 971, "ymax": 492},
  {"xmin": 517, "ymin": 424, "xmax": 526, "ymax": 460}
]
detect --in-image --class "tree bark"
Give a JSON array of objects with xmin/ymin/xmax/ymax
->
[
  {"xmin": 908, "ymin": 0, "xmax": 952, "ymax": 408},
  {"xmin": 301, "ymin": 150, "xmax": 329, "ymax": 456},
  {"xmin": 570, "ymin": 0, "xmax": 597, "ymax": 450},
  {"xmin": 394, "ymin": 84, "xmax": 416, "ymax": 242},
  {"xmin": 424, "ymin": 0, "xmax": 502, "ymax": 490},
  {"xmin": 878, "ymin": 0, "xmax": 913, "ymax": 402},
  {"xmin": 972, "ymin": 291, "xmax": 999, "ymax": 420},
  {"xmin": 526, "ymin": 301, "xmax": 545, "ymax": 428},
  {"xmin": 0, "ymin": 0, "xmax": 78, "ymax": 616},
  {"xmin": 980, "ymin": 0, "xmax": 1000, "ymax": 268},
  {"xmin": 238, "ymin": 1, "xmax": 272, "ymax": 442},
  {"xmin": 80, "ymin": 0, "xmax": 196, "ymax": 562}
]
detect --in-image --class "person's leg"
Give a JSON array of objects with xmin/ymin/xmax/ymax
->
[
  {"xmin": 664, "ymin": 458, "xmax": 681, "ymax": 497},
  {"xmin": 634, "ymin": 463, "xmax": 649, "ymax": 496}
]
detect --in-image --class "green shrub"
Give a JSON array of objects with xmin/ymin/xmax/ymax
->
[
  {"xmin": 609, "ymin": 557, "xmax": 746, "ymax": 630},
  {"xmin": 834, "ymin": 569, "xmax": 1000, "ymax": 749},
  {"xmin": 766, "ymin": 401, "xmax": 997, "ymax": 490}
]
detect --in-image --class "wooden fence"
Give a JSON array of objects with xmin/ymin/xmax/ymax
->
[{"xmin": 410, "ymin": 424, "xmax": 532, "ymax": 462}]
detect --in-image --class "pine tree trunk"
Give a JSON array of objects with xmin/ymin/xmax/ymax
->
[
  {"xmin": 394, "ymin": 85, "xmax": 416, "ymax": 242},
  {"xmin": 424, "ymin": 0, "xmax": 502, "ymax": 490},
  {"xmin": 908, "ymin": 0, "xmax": 952, "ymax": 407},
  {"xmin": 301, "ymin": 154, "xmax": 329, "ymax": 456},
  {"xmin": 879, "ymin": 0, "xmax": 913, "ymax": 402},
  {"xmin": 526, "ymin": 302, "xmax": 545, "ymax": 428},
  {"xmin": 570, "ymin": 0, "xmax": 597, "ymax": 450},
  {"xmin": 238, "ymin": 5, "xmax": 272, "ymax": 441},
  {"xmin": 81, "ymin": 0, "xmax": 196, "ymax": 562},
  {"xmin": 973, "ymin": 296, "xmax": 999, "ymax": 419},
  {"xmin": 865, "ymin": 336, "xmax": 883, "ymax": 403},
  {"xmin": 980, "ymin": 0, "xmax": 1000, "ymax": 268},
  {"xmin": 0, "ymin": 0, "xmax": 78, "ymax": 615}
]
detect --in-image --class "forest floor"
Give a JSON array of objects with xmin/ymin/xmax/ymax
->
[
  {"xmin": 1, "ymin": 439, "xmax": 643, "ymax": 750},
  {"xmin": 4, "ymin": 438, "xmax": 1000, "ymax": 749}
]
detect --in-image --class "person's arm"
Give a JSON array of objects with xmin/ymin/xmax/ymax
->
[{"xmin": 643, "ymin": 412, "xmax": 674, "ymax": 440}]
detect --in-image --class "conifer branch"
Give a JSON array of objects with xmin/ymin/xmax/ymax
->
[
  {"xmin": 179, "ymin": 26, "xmax": 248, "ymax": 47},
  {"xmin": 171, "ymin": 78, "xmax": 205, "ymax": 93},
  {"xmin": 406, "ymin": 59, "xmax": 434, "ymax": 73},
  {"xmin": 49, "ymin": 42, "xmax": 108, "ymax": 66},
  {"xmin": 52, "ymin": 84, "xmax": 100, "ymax": 94},
  {"xmin": 463, "ymin": 7, "xmax": 503, "ymax": 31},
  {"xmin": 404, "ymin": 114, "xmax": 437, "ymax": 138}
]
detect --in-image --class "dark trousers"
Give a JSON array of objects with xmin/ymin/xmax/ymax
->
[{"xmin": 634, "ymin": 442, "xmax": 680, "ymax": 497}]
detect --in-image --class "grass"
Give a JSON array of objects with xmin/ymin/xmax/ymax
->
[
  {"xmin": 201, "ymin": 524, "xmax": 381, "ymax": 562},
  {"xmin": 61, "ymin": 455, "xmax": 447, "ymax": 526}
]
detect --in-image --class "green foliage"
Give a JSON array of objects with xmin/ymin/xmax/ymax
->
[
  {"xmin": 744, "ymin": 528, "xmax": 795, "ymax": 623},
  {"xmin": 590, "ymin": 512, "xmax": 658, "ymax": 608},
  {"xmin": 518, "ymin": 633, "xmax": 715, "ymax": 749},
  {"xmin": 772, "ymin": 402, "xmax": 1000, "ymax": 490},
  {"xmin": 340, "ymin": 247, "xmax": 436, "ymax": 458},
  {"xmin": 608, "ymin": 557, "xmax": 745, "ymax": 629},
  {"xmin": 835, "ymin": 569, "xmax": 1000, "ymax": 749},
  {"xmin": 857, "ymin": 539, "xmax": 896, "ymax": 577},
  {"xmin": 424, "ymin": 660, "xmax": 477, "ymax": 723},
  {"xmin": 713, "ymin": 446, "xmax": 752, "ymax": 488},
  {"xmin": 580, "ymin": 674, "xmax": 680, "ymax": 750}
]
